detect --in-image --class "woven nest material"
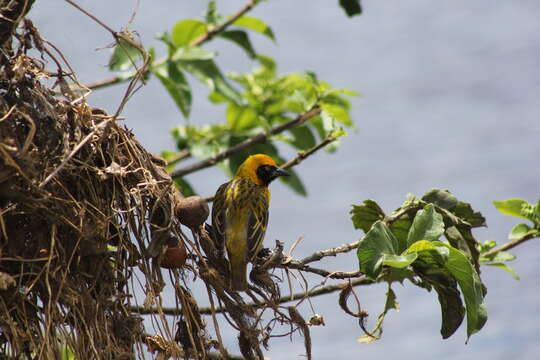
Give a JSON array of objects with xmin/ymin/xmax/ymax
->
[
  {"xmin": 0, "ymin": 17, "xmax": 194, "ymax": 359},
  {"xmin": 0, "ymin": 5, "xmax": 310, "ymax": 360}
]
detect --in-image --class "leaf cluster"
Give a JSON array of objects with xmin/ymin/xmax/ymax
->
[
  {"xmin": 106, "ymin": 2, "xmax": 358, "ymax": 196},
  {"xmin": 493, "ymin": 198, "xmax": 540, "ymax": 241},
  {"xmin": 352, "ymin": 189, "xmax": 489, "ymax": 340}
]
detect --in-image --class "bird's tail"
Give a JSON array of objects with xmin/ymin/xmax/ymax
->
[{"xmin": 229, "ymin": 257, "xmax": 248, "ymax": 291}]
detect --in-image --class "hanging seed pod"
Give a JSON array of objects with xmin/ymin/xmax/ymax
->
[
  {"xmin": 175, "ymin": 195, "xmax": 209, "ymax": 230},
  {"xmin": 160, "ymin": 237, "xmax": 188, "ymax": 269}
]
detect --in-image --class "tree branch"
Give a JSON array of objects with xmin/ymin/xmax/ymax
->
[
  {"xmin": 203, "ymin": 129, "xmax": 336, "ymax": 203},
  {"xmin": 191, "ymin": 0, "xmax": 259, "ymax": 45},
  {"xmin": 85, "ymin": 0, "xmax": 260, "ymax": 90},
  {"xmin": 281, "ymin": 261, "xmax": 363, "ymax": 279},
  {"xmin": 482, "ymin": 233, "xmax": 539, "ymax": 258},
  {"xmin": 171, "ymin": 107, "xmax": 322, "ymax": 179},
  {"xmin": 299, "ymin": 240, "xmax": 360, "ymax": 265},
  {"xmin": 129, "ymin": 277, "xmax": 372, "ymax": 316},
  {"xmin": 281, "ymin": 133, "xmax": 338, "ymax": 171},
  {"xmin": 298, "ymin": 203, "xmax": 417, "ymax": 265}
]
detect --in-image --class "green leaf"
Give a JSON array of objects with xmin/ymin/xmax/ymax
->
[
  {"xmin": 330, "ymin": 127, "xmax": 348, "ymax": 138},
  {"xmin": 171, "ymin": 46, "xmax": 216, "ymax": 61},
  {"xmin": 287, "ymin": 90, "xmax": 312, "ymax": 113},
  {"xmin": 484, "ymin": 263, "xmax": 520, "ymax": 280},
  {"xmin": 509, "ymin": 223, "xmax": 537, "ymax": 241},
  {"xmin": 171, "ymin": 19, "xmax": 208, "ymax": 46},
  {"xmin": 173, "ymin": 177, "xmax": 196, "ymax": 197},
  {"xmin": 219, "ymin": 30, "xmax": 257, "ymax": 58},
  {"xmin": 226, "ymin": 103, "xmax": 257, "ymax": 132},
  {"xmin": 480, "ymin": 250, "xmax": 516, "ymax": 263},
  {"xmin": 382, "ymin": 253, "xmax": 418, "ymax": 268},
  {"xmin": 255, "ymin": 54, "xmax": 277, "ymax": 73},
  {"xmin": 288, "ymin": 125, "xmax": 316, "ymax": 150},
  {"xmin": 180, "ymin": 59, "xmax": 242, "ymax": 104},
  {"xmin": 433, "ymin": 241, "xmax": 487, "ymax": 339},
  {"xmin": 406, "ymin": 204, "xmax": 445, "ymax": 247},
  {"xmin": 379, "ymin": 267, "xmax": 417, "ymax": 285},
  {"xmin": 453, "ymin": 201, "xmax": 486, "ymax": 227},
  {"xmin": 389, "ymin": 216, "xmax": 413, "ymax": 248},
  {"xmin": 357, "ymin": 286, "xmax": 398, "ymax": 343},
  {"xmin": 357, "ymin": 221, "xmax": 399, "ymax": 279},
  {"xmin": 407, "ymin": 241, "xmax": 465, "ymax": 339},
  {"xmin": 520, "ymin": 200, "xmax": 540, "ymax": 224},
  {"xmin": 339, "ymin": 0, "xmax": 363, "ymax": 17},
  {"xmin": 279, "ymin": 168, "xmax": 307, "ymax": 196},
  {"xmin": 152, "ymin": 62, "xmax": 192, "ymax": 118},
  {"xmin": 405, "ymin": 239, "xmax": 437, "ymax": 253},
  {"xmin": 205, "ymin": 0, "xmax": 220, "ymax": 24},
  {"xmin": 190, "ymin": 141, "xmax": 219, "ymax": 159},
  {"xmin": 430, "ymin": 278, "xmax": 465, "ymax": 339},
  {"xmin": 444, "ymin": 226, "xmax": 473, "ymax": 256},
  {"xmin": 350, "ymin": 200, "xmax": 385, "ymax": 233},
  {"xmin": 493, "ymin": 198, "xmax": 531, "ymax": 221},
  {"xmin": 321, "ymin": 103, "xmax": 353, "ymax": 127},
  {"xmin": 233, "ymin": 15, "xmax": 276, "ymax": 41},
  {"xmin": 109, "ymin": 38, "xmax": 143, "ymax": 72},
  {"xmin": 208, "ymin": 91, "xmax": 228, "ymax": 104},
  {"xmin": 327, "ymin": 88, "xmax": 361, "ymax": 97},
  {"xmin": 422, "ymin": 189, "xmax": 459, "ymax": 209}
]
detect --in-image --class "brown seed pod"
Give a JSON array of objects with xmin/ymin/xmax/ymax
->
[
  {"xmin": 160, "ymin": 241, "xmax": 188, "ymax": 269},
  {"xmin": 175, "ymin": 195, "xmax": 209, "ymax": 229}
]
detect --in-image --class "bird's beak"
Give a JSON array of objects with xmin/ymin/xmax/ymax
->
[{"xmin": 273, "ymin": 168, "xmax": 290, "ymax": 177}]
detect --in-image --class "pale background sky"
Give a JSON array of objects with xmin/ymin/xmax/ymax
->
[{"xmin": 32, "ymin": 1, "xmax": 539, "ymax": 359}]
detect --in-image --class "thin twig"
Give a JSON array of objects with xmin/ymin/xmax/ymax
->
[
  {"xmin": 64, "ymin": 0, "xmax": 115, "ymax": 34},
  {"xmin": 482, "ymin": 233, "xmax": 539, "ymax": 258},
  {"xmin": 298, "ymin": 203, "xmax": 417, "ymax": 265},
  {"xmin": 39, "ymin": 118, "xmax": 114, "ymax": 188},
  {"xmin": 299, "ymin": 240, "xmax": 360, "ymax": 265},
  {"xmin": 191, "ymin": 0, "xmax": 259, "ymax": 45},
  {"xmin": 171, "ymin": 107, "xmax": 321, "ymax": 179},
  {"xmin": 201, "ymin": 128, "xmax": 333, "ymax": 203},
  {"xmin": 85, "ymin": 0, "xmax": 260, "ymax": 90},
  {"xmin": 281, "ymin": 133, "xmax": 338, "ymax": 170},
  {"xmin": 166, "ymin": 149, "xmax": 191, "ymax": 167},
  {"xmin": 129, "ymin": 277, "xmax": 372, "ymax": 316},
  {"xmin": 281, "ymin": 261, "xmax": 363, "ymax": 279}
]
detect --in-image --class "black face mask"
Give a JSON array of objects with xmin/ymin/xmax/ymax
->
[{"xmin": 256, "ymin": 165, "xmax": 290, "ymax": 186}]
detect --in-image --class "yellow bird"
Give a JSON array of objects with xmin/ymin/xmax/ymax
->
[{"xmin": 211, "ymin": 154, "xmax": 289, "ymax": 291}]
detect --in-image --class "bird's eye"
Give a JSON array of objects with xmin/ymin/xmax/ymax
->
[{"xmin": 256, "ymin": 165, "xmax": 275, "ymax": 185}]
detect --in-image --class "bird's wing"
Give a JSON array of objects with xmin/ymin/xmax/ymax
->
[
  {"xmin": 211, "ymin": 181, "xmax": 230, "ymax": 251},
  {"xmin": 247, "ymin": 187, "xmax": 270, "ymax": 260}
]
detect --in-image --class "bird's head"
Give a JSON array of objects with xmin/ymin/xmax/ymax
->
[{"xmin": 236, "ymin": 154, "xmax": 290, "ymax": 186}]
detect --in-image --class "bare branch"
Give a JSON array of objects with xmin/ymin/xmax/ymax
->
[
  {"xmin": 171, "ymin": 107, "xmax": 322, "ymax": 179},
  {"xmin": 281, "ymin": 261, "xmax": 363, "ymax": 279},
  {"xmin": 166, "ymin": 149, "xmax": 191, "ymax": 167},
  {"xmin": 85, "ymin": 0, "xmax": 260, "ymax": 90},
  {"xmin": 281, "ymin": 133, "xmax": 338, "ymax": 170},
  {"xmin": 191, "ymin": 0, "xmax": 259, "ymax": 45},
  {"xmin": 299, "ymin": 240, "xmax": 360, "ymax": 265},
  {"xmin": 129, "ymin": 277, "xmax": 372, "ymax": 316},
  {"xmin": 201, "ymin": 130, "xmax": 335, "ymax": 203},
  {"xmin": 64, "ymin": 0, "xmax": 115, "ymax": 34},
  {"xmin": 482, "ymin": 233, "xmax": 539, "ymax": 258},
  {"xmin": 298, "ymin": 203, "xmax": 417, "ymax": 265}
]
